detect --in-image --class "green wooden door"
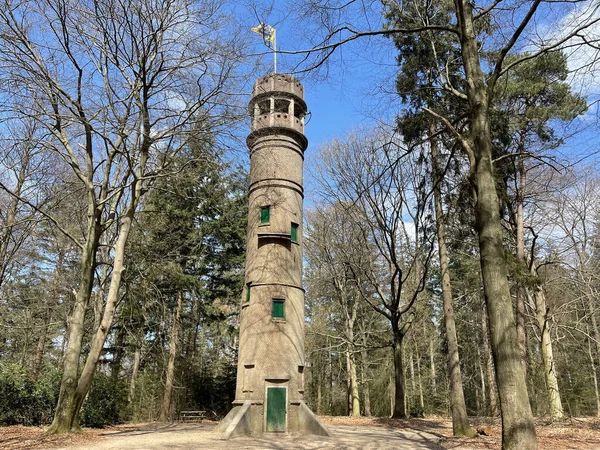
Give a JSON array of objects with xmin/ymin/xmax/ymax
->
[{"xmin": 266, "ymin": 387, "xmax": 286, "ymax": 432}]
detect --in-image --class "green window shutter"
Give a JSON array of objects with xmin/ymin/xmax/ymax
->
[
  {"xmin": 272, "ymin": 299, "xmax": 285, "ymax": 319},
  {"xmin": 290, "ymin": 223, "xmax": 298, "ymax": 242},
  {"xmin": 246, "ymin": 283, "xmax": 251, "ymax": 302},
  {"xmin": 260, "ymin": 206, "xmax": 270, "ymax": 224}
]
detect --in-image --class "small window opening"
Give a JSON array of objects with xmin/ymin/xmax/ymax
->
[
  {"xmin": 260, "ymin": 206, "xmax": 270, "ymax": 224},
  {"xmin": 274, "ymin": 99, "xmax": 289, "ymax": 114},
  {"xmin": 272, "ymin": 298, "xmax": 285, "ymax": 319},
  {"xmin": 258, "ymin": 100, "xmax": 270, "ymax": 115},
  {"xmin": 291, "ymin": 223, "xmax": 299, "ymax": 243},
  {"xmin": 245, "ymin": 282, "xmax": 251, "ymax": 303}
]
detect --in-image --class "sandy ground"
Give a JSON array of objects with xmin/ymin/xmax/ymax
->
[
  {"xmin": 3, "ymin": 416, "xmax": 600, "ymax": 450},
  {"xmin": 49, "ymin": 422, "xmax": 443, "ymax": 450}
]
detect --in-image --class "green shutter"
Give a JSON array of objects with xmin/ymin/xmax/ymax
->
[
  {"xmin": 290, "ymin": 223, "xmax": 298, "ymax": 242},
  {"xmin": 246, "ymin": 284, "xmax": 251, "ymax": 303},
  {"xmin": 272, "ymin": 299, "xmax": 285, "ymax": 319},
  {"xmin": 260, "ymin": 206, "xmax": 270, "ymax": 224}
]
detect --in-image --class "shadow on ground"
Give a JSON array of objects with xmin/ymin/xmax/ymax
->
[{"xmin": 61, "ymin": 422, "xmax": 445, "ymax": 450}]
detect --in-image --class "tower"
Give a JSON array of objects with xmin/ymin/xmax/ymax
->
[{"xmin": 217, "ymin": 74, "xmax": 328, "ymax": 437}]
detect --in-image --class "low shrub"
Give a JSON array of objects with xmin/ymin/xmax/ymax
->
[{"xmin": 0, "ymin": 363, "xmax": 60, "ymax": 425}]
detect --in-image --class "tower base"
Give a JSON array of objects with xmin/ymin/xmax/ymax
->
[{"xmin": 215, "ymin": 401, "xmax": 330, "ymax": 439}]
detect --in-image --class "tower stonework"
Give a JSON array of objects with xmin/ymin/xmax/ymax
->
[{"xmin": 216, "ymin": 74, "xmax": 329, "ymax": 438}]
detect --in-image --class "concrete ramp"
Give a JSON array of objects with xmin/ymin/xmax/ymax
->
[
  {"xmin": 298, "ymin": 402, "xmax": 331, "ymax": 436},
  {"xmin": 214, "ymin": 401, "xmax": 252, "ymax": 439}
]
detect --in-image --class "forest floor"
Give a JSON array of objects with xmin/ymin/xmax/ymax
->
[
  {"xmin": 1, "ymin": 416, "xmax": 599, "ymax": 449},
  {"xmin": 322, "ymin": 416, "xmax": 600, "ymax": 449}
]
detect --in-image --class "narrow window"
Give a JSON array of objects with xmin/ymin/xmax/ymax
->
[
  {"xmin": 274, "ymin": 99, "xmax": 290, "ymax": 114},
  {"xmin": 290, "ymin": 222, "xmax": 299, "ymax": 243},
  {"xmin": 245, "ymin": 282, "xmax": 251, "ymax": 303},
  {"xmin": 260, "ymin": 206, "xmax": 270, "ymax": 224},
  {"xmin": 272, "ymin": 298, "xmax": 285, "ymax": 319},
  {"xmin": 298, "ymin": 365, "xmax": 305, "ymax": 391}
]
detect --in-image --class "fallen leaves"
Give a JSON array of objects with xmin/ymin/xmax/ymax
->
[
  {"xmin": 319, "ymin": 416, "xmax": 600, "ymax": 450},
  {"xmin": 0, "ymin": 425, "xmax": 106, "ymax": 450}
]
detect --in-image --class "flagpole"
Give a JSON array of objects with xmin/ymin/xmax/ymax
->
[{"xmin": 273, "ymin": 30, "xmax": 277, "ymax": 73}]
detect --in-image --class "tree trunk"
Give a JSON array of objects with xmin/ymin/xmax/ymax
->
[
  {"xmin": 391, "ymin": 332, "xmax": 406, "ymax": 418},
  {"xmin": 111, "ymin": 325, "xmax": 126, "ymax": 381},
  {"xmin": 349, "ymin": 350, "xmax": 360, "ymax": 417},
  {"xmin": 128, "ymin": 344, "xmax": 141, "ymax": 404},
  {"xmin": 159, "ymin": 290, "xmax": 183, "ymax": 422},
  {"xmin": 430, "ymin": 128, "xmax": 476, "ymax": 436},
  {"xmin": 58, "ymin": 324, "xmax": 68, "ymax": 368},
  {"xmin": 328, "ymin": 338, "xmax": 333, "ymax": 412},
  {"xmin": 414, "ymin": 340, "xmax": 424, "ymax": 411},
  {"xmin": 71, "ymin": 208, "xmax": 136, "ymax": 427},
  {"xmin": 481, "ymin": 301, "xmax": 499, "ymax": 416},
  {"xmin": 429, "ymin": 337, "xmax": 437, "ymax": 395},
  {"xmin": 409, "ymin": 349, "xmax": 416, "ymax": 412},
  {"xmin": 48, "ymin": 206, "xmax": 100, "ymax": 434},
  {"xmin": 317, "ymin": 372, "xmax": 322, "ymax": 415},
  {"xmin": 515, "ymin": 130, "xmax": 528, "ymax": 377},
  {"xmin": 389, "ymin": 374, "xmax": 394, "ymax": 417},
  {"xmin": 587, "ymin": 327, "xmax": 600, "ymax": 417},
  {"xmin": 346, "ymin": 348, "xmax": 352, "ymax": 415},
  {"xmin": 361, "ymin": 347, "xmax": 371, "ymax": 416},
  {"xmin": 477, "ymin": 345, "xmax": 487, "ymax": 414},
  {"xmin": 530, "ymin": 286, "xmax": 563, "ymax": 420},
  {"xmin": 455, "ymin": 1, "xmax": 537, "ymax": 446},
  {"xmin": 32, "ymin": 310, "xmax": 52, "ymax": 380},
  {"xmin": 93, "ymin": 264, "xmax": 109, "ymax": 335}
]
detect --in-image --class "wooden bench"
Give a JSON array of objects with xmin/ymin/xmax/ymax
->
[{"xmin": 179, "ymin": 410, "xmax": 206, "ymax": 422}]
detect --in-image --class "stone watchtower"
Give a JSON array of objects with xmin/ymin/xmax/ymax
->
[{"xmin": 217, "ymin": 74, "xmax": 328, "ymax": 438}]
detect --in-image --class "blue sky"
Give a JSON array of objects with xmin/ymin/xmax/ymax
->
[{"xmin": 243, "ymin": 1, "xmax": 600, "ymax": 206}]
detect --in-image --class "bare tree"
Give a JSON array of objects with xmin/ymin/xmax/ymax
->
[
  {"xmin": 0, "ymin": 120, "xmax": 49, "ymax": 290},
  {"xmin": 159, "ymin": 289, "xmax": 183, "ymax": 422},
  {"xmin": 316, "ymin": 128, "xmax": 435, "ymax": 418},
  {"xmin": 286, "ymin": 1, "xmax": 600, "ymax": 445},
  {"xmin": 546, "ymin": 168, "xmax": 600, "ymax": 416},
  {"xmin": 0, "ymin": 0, "xmax": 247, "ymax": 432},
  {"xmin": 305, "ymin": 204, "xmax": 375, "ymax": 417},
  {"xmin": 429, "ymin": 129, "xmax": 476, "ymax": 436}
]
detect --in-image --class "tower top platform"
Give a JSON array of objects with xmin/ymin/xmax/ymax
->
[
  {"xmin": 252, "ymin": 73, "xmax": 305, "ymax": 101},
  {"xmin": 247, "ymin": 74, "xmax": 308, "ymax": 150}
]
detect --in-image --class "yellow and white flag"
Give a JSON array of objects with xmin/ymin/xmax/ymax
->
[{"xmin": 251, "ymin": 23, "xmax": 276, "ymax": 48}]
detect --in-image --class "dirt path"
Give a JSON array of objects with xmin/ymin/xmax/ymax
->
[
  {"xmin": 49, "ymin": 423, "xmax": 443, "ymax": 450},
  {"xmin": 4, "ymin": 416, "xmax": 600, "ymax": 449}
]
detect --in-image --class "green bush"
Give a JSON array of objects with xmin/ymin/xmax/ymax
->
[
  {"xmin": 81, "ymin": 373, "xmax": 128, "ymax": 428},
  {"xmin": 0, "ymin": 363, "xmax": 59, "ymax": 425}
]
